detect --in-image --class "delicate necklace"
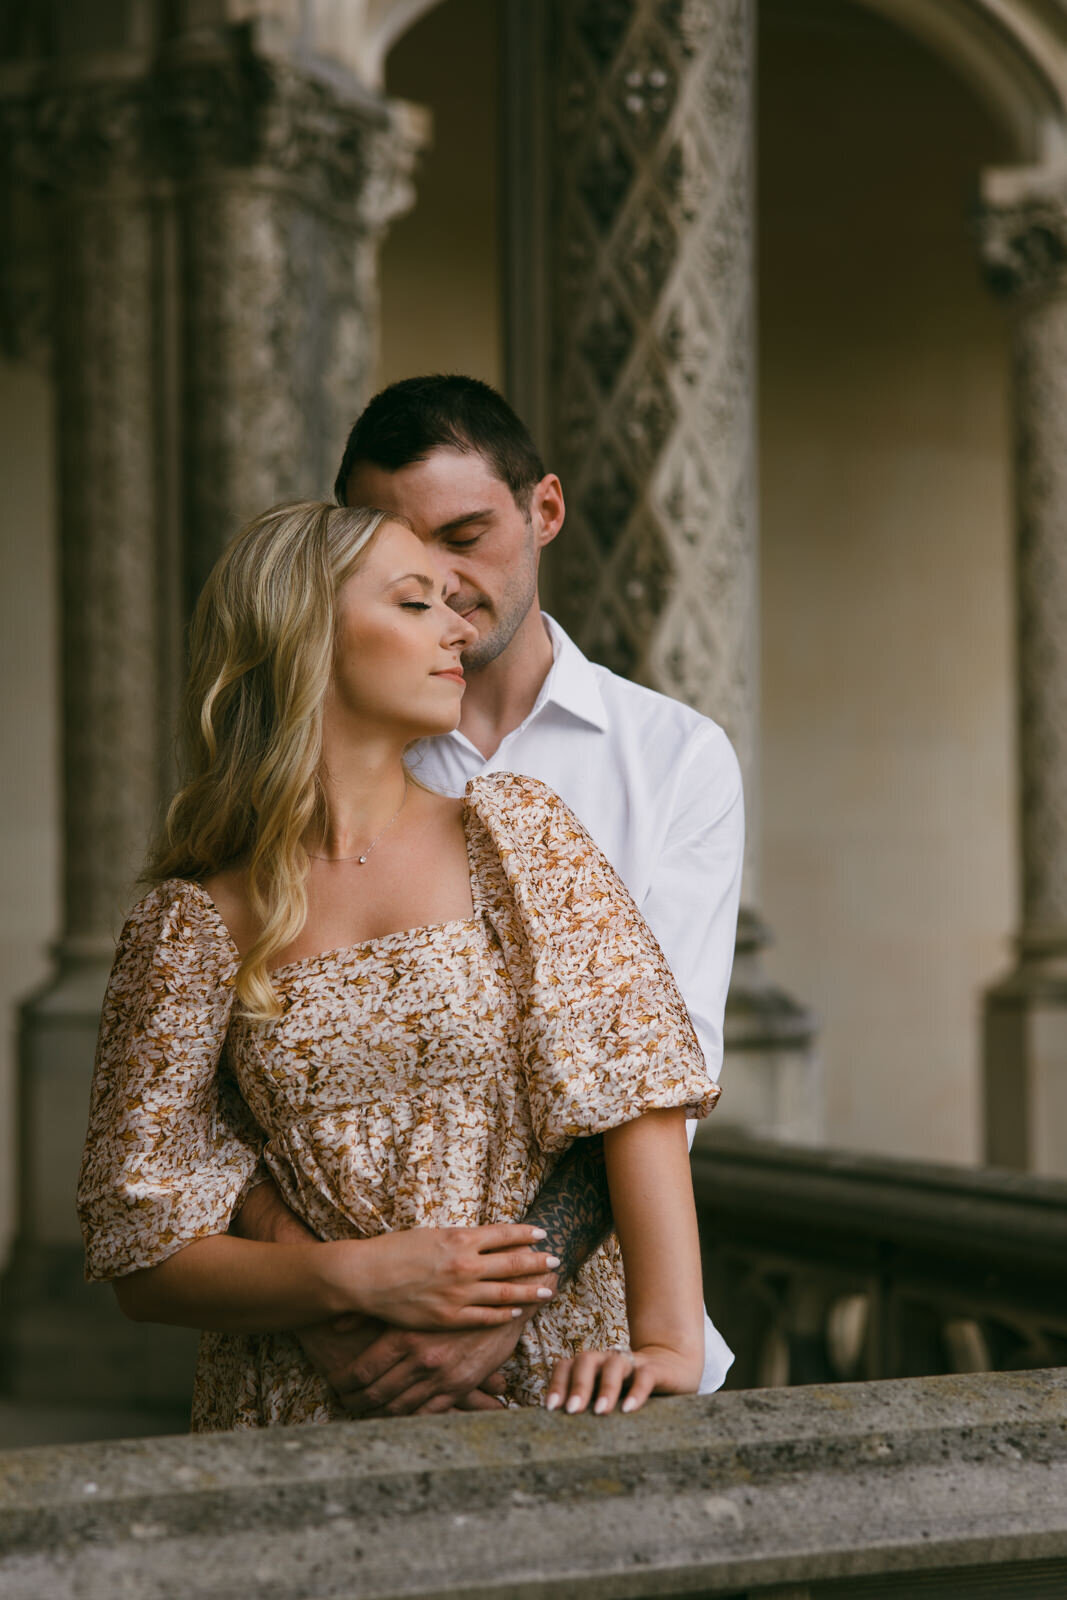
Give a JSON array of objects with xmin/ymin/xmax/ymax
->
[{"xmin": 307, "ymin": 782, "xmax": 409, "ymax": 865}]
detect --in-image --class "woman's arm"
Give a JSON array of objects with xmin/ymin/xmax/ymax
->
[
  {"xmin": 113, "ymin": 1222, "xmax": 557, "ymax": 1334},
  {"xmin": 545, "ymin": 1108, "xmax": 705, "ymax": 1414}
]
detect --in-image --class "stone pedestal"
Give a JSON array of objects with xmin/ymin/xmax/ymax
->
[
  {"xmin": 544, "ymin": 0, "xmax": 816, "ymax": 1134},
  {"xmin": 0, "ymin": 6, "xmax": 425, "ymax": 1414},
  {"xmin": 980, "ymin": 165, "xmax": 1067, "ymax": 1174}
]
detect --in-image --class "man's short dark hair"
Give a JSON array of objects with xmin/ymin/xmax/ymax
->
[{"xmin": 334, "ymin": 374, "xmax": 546, "ymax": 512}]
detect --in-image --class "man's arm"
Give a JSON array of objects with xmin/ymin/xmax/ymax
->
[{"xmin": 232, "ymin": 1139, "xmax": 613, "ymax": 1416}]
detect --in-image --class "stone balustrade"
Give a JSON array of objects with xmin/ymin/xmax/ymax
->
[
  {"xmin": 693, "ymin": 1130, "xmax": 1067, "ymax": 1390},
  {"xmin": 2, "ymin": 1368, "xmax": 1066, "ymax": 1598}
]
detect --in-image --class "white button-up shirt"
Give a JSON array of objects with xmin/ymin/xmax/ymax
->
[{"xmin": 408, "ymin": 615, "xmax": 744, "ymax": 1390}]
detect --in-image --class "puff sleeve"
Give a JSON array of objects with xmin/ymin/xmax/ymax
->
[
  {"xmin": 77, "ymin": 880, "xmax": 265, "ymax": 1281},
  {"xmin": 465, "ymin": 772, "xmax": 721, "ymax": 1151}
]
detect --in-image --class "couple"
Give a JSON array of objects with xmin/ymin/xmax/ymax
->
[{"xmin": 77, "ymin": 376, "xmax": 744, "ymax": 1429}]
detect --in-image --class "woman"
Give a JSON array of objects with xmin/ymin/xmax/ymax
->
[{"xmin": 78, "ymin": 501, "xmax": 718, "ymax": 1431}]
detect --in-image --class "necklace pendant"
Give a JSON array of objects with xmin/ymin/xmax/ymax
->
[{"xmin": 357, "ymin": 854, "xmax": 368, "ymax": 865}]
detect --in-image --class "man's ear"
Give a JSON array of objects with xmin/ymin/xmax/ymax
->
[{"xmin": 531, "ymin": 473, "xmax": 565, "ymax": 549}]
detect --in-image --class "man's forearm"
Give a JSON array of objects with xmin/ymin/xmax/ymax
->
[{"xmin": 523, "ymin": 1136, "xmax": 613, "ymax": 1286}]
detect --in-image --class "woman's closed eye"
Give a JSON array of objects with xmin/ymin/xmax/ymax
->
[{"xmin": 400, "ymin": 600, "xmax": 432, "ymax": 612}]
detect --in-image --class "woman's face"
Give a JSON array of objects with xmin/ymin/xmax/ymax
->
[{"xmin": 326, "ymin": 520, "xmax": 477, "ymax": 743}]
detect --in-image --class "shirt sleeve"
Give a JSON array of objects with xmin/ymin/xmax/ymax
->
[
  {"xmin": 638, "ymin": 722, "xmax": 744, "ymax": 1087},
  {"xmin": 466, "ymin": 773, "xmax": 721, "ymax": 1153},
  {"xmin": 77, "ymin": 880, "xmax": 265, "ymax": 1281}
]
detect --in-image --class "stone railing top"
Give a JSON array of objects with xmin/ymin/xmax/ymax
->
[
  {"xmin": 692, "ymin": 1130, "xmax": 1067, "ymax": 1271},
  {"xmin": 2, "ymin": 1368, "xmax": 1066, "ymax": 1598}
]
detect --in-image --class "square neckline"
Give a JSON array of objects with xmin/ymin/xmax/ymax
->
[{"xmin": 186, "ymin": 793, "xmax": 483, "ymax": 979}]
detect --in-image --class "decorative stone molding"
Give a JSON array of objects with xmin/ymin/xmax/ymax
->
[
  {"xmin": 980, "ymin": 175, "xmax": 1067, "ymax": 300},
  {"xmin": 548, "ymin": 0, "xmax": 759, "ymax": 857}
]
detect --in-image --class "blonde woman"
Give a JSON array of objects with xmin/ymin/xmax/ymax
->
[{"xmin": 78, "ymin": 502, "xmax": 717, "ymax": 1431}]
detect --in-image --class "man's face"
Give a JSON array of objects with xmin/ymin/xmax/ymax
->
[{"xmin": 344, "ymin": 448, "xmax": 561, "ymax": 672}]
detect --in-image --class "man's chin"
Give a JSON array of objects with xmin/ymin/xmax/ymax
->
[{"xmin": 460, "ymin": 629, "xmax": 507, "ymax": 673}]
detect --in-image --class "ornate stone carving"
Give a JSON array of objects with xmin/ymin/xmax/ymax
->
[
  {"xmin": 549, "ymin": 0, "xmax": 758, "ymax": 843},
  {"xmin": 980, "ymin": 183, "xmax": 1067, "ymax": 302}
]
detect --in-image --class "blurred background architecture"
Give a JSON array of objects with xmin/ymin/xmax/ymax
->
[{"xmin": 2, "ymin": 0, "xmax": 1067, "ymax": 1456}]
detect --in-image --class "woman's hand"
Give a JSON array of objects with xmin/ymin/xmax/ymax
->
[
  {"xmin": 326, "ymin": 1223, "xmax": 559, "ymax": 1330},
  {"xmin": 544, "ymin": 1343, "xmax": 702, "ymax": 1415}
]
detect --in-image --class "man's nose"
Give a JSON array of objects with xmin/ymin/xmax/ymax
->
[
  {"xmin": 423, "ymin": 547, "xmax": 462, "ymax": 603},
  {"xmin": 445, "ymin": 605, "xmax": 478, "ymax": 647}
]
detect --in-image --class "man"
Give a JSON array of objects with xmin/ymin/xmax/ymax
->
[{"xmin": 236, "ymin": 375, "xmax": 744, "ymax": 1415}]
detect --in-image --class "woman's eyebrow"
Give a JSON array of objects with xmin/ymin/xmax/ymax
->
[{"xmin": 385, "ymin": 572, "xmax": 435, "ymax": 591}]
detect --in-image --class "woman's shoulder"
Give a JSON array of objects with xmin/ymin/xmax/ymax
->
[{"xmin": 116, "ymin": 876, "xmax": 239, "ymax": 973}]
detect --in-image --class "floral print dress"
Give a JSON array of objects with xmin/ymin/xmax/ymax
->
[{"xmin": 78, "ymin": 773, "xmax": 719, "ymax": 1431}]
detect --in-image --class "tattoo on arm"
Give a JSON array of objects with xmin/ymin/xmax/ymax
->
[{"xmin": 523, "ymin": 1137, "xmax": 613, "ymax": 1286}]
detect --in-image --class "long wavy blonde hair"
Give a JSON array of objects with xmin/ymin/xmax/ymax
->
[{"xmin": 150, "ymin": 500, "xmax": 394, "ymax": 1019}]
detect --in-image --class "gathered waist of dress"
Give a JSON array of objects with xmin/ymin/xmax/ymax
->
[{"xmin": 260, "ymin": 1087, "xmax": 551, "ymax": 1244}]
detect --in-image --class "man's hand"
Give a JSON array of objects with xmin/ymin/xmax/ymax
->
[{"xmin": 320, "ymin": 1307, "xmax": 540, "ymax": 1418}]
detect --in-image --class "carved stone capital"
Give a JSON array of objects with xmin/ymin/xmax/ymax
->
[
  {"xmin": 979, "ymin": 168, "xmax": 1067, "ymax": 300},
  {"xmin": 3, "ymin": 40, "xmax": 427, "ymax": 229},
  {"xmin": 155, "ymin": 54, "xmax": 427, "ymax": 225}
]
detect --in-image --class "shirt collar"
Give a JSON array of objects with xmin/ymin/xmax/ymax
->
[{"xmin": 537, "ymin": 613, "xmax": 610, "ymax": 733}]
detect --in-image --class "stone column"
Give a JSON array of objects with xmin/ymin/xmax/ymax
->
[
  {"xmin": 0, "ymin": 15, "xmax": 425, "ymax": 1416},
  {"xmin": 980, "ymin": 166, "xmax": 1067, "ymax": 1175},
  {"xmin": 1, "ymin": 74, "xmax": 189, "ymax": 1416},
  {"xmin": 546, "ymin": 0, "xmax": 815, "ymax": 1136}
]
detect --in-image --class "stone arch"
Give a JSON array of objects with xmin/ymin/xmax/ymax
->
[{"xmin": 850, "ymin": 0, "xmax": 1067, "ymax": 161}]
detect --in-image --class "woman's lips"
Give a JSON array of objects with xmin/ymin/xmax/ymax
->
[{"xmin": 433, "ymin": 669, "xmax": 465, "ymax": 684}]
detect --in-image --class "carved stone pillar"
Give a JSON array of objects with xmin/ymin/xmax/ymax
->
[
  {"xmin": 980, "ymin": 167, "xmax": 1067, "ymax": 1175},
  {"xmin": 545, "ymin": 0, "xmax": 815, "ymax": 1136},
  {"xmin": 0, "ymin": 14, "xmax": 425, "ymax": 1417}
]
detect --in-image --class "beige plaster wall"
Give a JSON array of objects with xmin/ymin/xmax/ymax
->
[
  {"xmin": 0, "ymin": 361, "xmax": 60, "ymax": 1267},
  {"xmin": 758, "ymin": 2, "xmax": 1016, "ymax": 1163},
  {"xmin": 376, "ymin": 0, "xmax": 501, "ymax": 391}
]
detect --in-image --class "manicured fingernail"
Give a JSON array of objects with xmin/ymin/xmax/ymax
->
[
  {"xmin": 511, "ymin": 1308, "xmax": 522, "ymax": 1318},
  {"xmin": 530, "ymin": 1228, "xmax": 547, "ymax": 1239},
  {"xmin": 594, "ymin": 1397, "xmax": 610, "ymax": 1415},
  {"xmin": 545, "ymin": 1393, "xmax": 561, "ymax": 1411},
  {"xmin": 544, "ymin": 1255, "xmax": 560, "ymax": 1269},
  {"xmin": 565, "ymin": 1395, "xmax": 583, "ymax": 1414},
  {"xmin": 536, "ymin": 1286, "xmax": 553, "ymax": 1299},
  {"xmin": 621, "ymin": 1398, "xmax": 637, "ymax": 1413}
]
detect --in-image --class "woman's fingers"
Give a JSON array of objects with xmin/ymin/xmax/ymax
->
[
  {"xmin": 592, "ymin": 1350, "xmax": 635, "ymax": 1414},
  {"xmin": 473, "ymin": 1223, "xmax": 550, "ymax": 1253},
  {"xmin": 544, "ymin": 1349, "xmax": 658, "ymax": 1415},
  {"xmin": 545, "ymin": 1357, "xmax": 572, "ymax": 1411},
  {"xmin": 478, "ymin": 1247, "xmax": 560, "ymax": 1281},
  {"xmin": 560, "ymin": 1349, "xmax": 607, "ymax": 1414},
  {"xmin": 620, "ymin": 1358, "xmax": 657, "ymax": 1413}
]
